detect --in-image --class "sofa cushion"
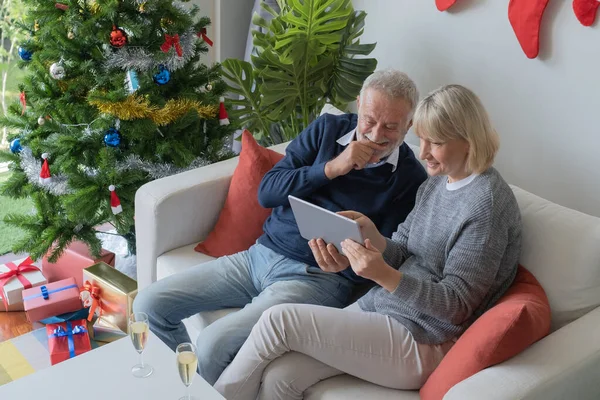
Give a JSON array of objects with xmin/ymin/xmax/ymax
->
[
  {"xmin": 195, "ymin": 130, "xmax": 285, "ymax": 257},
  {"xmin": 511, "ymin": 185, "xmax": 600, "ymax": 331},
  {"xmin": 157, "ymin": 243, "xmax": 239, "ymax": 335},
  {"xmin": 420, "ymin": 265, "xmax": 551, "ymax": 400},
  {"xmin": 305, "ymin": 374, "xmax": 419, "ymax": 400},
  {"xmin": 157, "ymin": 243, "xmax": 216, "ymax": 281}
]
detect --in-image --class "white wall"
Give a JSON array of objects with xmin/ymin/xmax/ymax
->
[
  {"xmin": 189, "ymin": 0, "xmax": 216, "ymax": 63},
  {"xmin": 352, "ymin": 0, "xmax": 600, "ymax": 217},
  {"xmin": 190, "ymin": 0, "xmax": 254, "ymax": 63},
  {"xmin": 215, "ymin": 0, "xmax": 254, "ymax": 61}
]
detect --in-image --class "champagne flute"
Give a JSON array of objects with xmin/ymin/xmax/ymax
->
[
  {"xmin": 129, "ymin": 312, "xmax": 153, "ymax": 378},
  {"xmin": 176, "ymin": 342, "xmax": 198, "ymax": 400}
]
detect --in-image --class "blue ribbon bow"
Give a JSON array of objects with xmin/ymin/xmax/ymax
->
[
  {"xmin": 48, "ymin": 321, "xmax": 87, "ymax": 359},
  {"xmin": 23, "ymin": 284, "xmax": 78, "ymax": 301}
]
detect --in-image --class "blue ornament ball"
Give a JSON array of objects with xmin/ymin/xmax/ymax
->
[
  {"xmin": 104, "ymin": 128, "xmax": 122, "ymax": 147},
  {"xmin": 18, "ymin": 46, "xmax": 33, "ymax": 61},
  {"xmin": 9, "ymin": 138, "xmax": 22, "ymax": 154},
  {"xmin": 153, "ymin": 65, "xmax": 170, "ymax": 85}
]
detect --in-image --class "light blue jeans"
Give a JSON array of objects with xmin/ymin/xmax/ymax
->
[{"xmin": 133, "ymin": 243, "xmax": 353, "ymax": 385}]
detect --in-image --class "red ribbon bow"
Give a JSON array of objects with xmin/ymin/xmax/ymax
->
[
  {"xmin": 80, "ymin": 281, "xmax": 101, "ymax": 322},
  {"xmin": 161, "ymin": 33, "xmax": 183, "ymax": 57},
  {"xmin": 19, "ymin": 91, "xmax": 26, "ymax": 115},
  {"xmin": 0, "ymin": 257, "xmax": 39, "ymax": 311},
  {"xmin": 197, "ymin": 28, "xmax": 213, "ymax": 47}
]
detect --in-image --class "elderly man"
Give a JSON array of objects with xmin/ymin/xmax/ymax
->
[{"xmin": 133, "ymin": 69, "xmax": 427, "ymax": 384}]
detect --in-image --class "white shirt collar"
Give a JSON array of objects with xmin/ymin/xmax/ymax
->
[
  {"xmin": 336, "ymin": 128, "xmax": 400, "ymax": 172},
  {"xmin": 446, "ymin": 173, "xmax": 478, "ymax": 191}
]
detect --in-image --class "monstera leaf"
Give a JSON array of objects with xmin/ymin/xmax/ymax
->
[
  {"xmin": 327, "ymin": 11, "xmax": 377, "ymax": 104},
  {"xmin": 221, "ymin": 0, "xmax": 376, "ymax": 144},
  {"xmin": 220, "ymin": 59, "xmax": 273, "ymax": 142}
]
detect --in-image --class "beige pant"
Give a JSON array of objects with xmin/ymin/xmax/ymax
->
[{"xmin": 214, "ymin": 302, "xmax": 455, "ymax": 400}]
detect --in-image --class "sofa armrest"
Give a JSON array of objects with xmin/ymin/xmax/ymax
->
[
  {"xmin": 444, "ymin": 305, "xmax": 600, "ymax": 400},
  {"xmin": 134, "ymin": 141, "xmax": 290, "ymax": 290},
  {"xmin": 135, "ymin": 157, "xmax": 239, "ymax": 290}
]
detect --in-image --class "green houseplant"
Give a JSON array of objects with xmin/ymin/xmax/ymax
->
[{"xmin": 221, "ymin": 0, "xmax": 377, "ymax": 144}]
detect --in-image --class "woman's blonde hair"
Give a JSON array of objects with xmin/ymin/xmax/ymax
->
[{"xmin": 413, "ymin": 84, "xmax": 499, "ymax": 174}]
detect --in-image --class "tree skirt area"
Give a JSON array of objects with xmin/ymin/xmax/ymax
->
[{"xmin": 96, "ymin": 230, "xmax": 137, "ymax": 280}]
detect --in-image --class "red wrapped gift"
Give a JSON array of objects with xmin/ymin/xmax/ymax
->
[
  {"xmin": 46, "ymin": 319, "xmax": 92, "ymax": 365},
  {"xmin": 22, "ymin": 277, "xmax": 82, "ymax": 322},
  {"xmin": 43, "ymin": 241, "xmax": 115, "ymax": 287}
]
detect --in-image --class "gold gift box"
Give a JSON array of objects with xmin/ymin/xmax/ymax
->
[{"xmin": 82, "ymin": 262, "xmax": 137, "ymax": 334}]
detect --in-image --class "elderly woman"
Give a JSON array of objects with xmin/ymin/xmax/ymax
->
[{"xmin": 214, "ymin": 85, "xmax": 522, "ymax": 399}]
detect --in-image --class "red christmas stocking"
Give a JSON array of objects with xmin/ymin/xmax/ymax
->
[
  {"xmin": 573, "ymin": 0, "xmax": 600, "ymax": 26},
  {"xmin": 436, "ymin": 0, "xmax": 457, "ymax": 11},
  {"xmin": 508, "ymin": 0, "xmax": 550, "ymax": 59}
]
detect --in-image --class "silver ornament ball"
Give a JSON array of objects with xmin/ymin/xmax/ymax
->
[
  {"xmin": 50, "ymin": 63, "xmax": 66, "ymax": 80},
  {"xmin": 37, "ymin": 116, "xmax": 45, "ymax": 125},
  {"xmin": 205, "ymin": 83, "xmax": 213, "ymax": 91}
]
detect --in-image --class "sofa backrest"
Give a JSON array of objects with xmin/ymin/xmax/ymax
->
[{"xmin": 510, "ymin": 185, "xmax": 600, "ymax": 331}]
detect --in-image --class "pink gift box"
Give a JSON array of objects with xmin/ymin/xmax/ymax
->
[
  {"xmin": 43, "ymin": 241, "xmax": 115, "ymax": 287},
  {"xmin": 22, "ymin": 277, "xmax": 82, "ymax": 322}
]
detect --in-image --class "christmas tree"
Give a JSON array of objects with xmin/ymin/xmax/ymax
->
[{"xmin": 0, "ymin": 0, "xmax": 232, "ymax": 261}]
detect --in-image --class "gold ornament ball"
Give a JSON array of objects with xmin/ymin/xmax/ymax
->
[
  {"xmin": 205, "ymin": 83, "xmax": 213, "ymax": 91},
  {"xmin": 38, "ymin": 116, "xmax": 45, "ymax": 125},
  {"xmin": 160, "ymin": 18, "xmax": 174, "ymax": 29},
  {"xmin": 68, "ymin": 31, "xmax": 75, "ymax": 39}
]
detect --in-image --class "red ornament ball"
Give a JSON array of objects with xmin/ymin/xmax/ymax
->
[{"xmin": 110, "ymin": 26, "xmax": 128, "ymax": 48}]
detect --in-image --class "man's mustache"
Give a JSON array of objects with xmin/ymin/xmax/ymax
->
[{"xmin": 363, "ymin": 133, "xmax": 390, "ymax": 145}]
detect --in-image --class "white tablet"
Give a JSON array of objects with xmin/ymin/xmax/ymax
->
[{"xmin": 288, "ymin": 195, "xmax": 364, "ymax": 255}]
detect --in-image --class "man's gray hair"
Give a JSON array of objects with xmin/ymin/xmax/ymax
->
[{"xmin": 360, "ymin": 69, "xmax": 419, "ymax": 114}]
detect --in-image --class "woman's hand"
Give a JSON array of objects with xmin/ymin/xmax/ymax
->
[
  {"xmin": 338, "ymin": 211, "xmax": 387, "ymax": 253},
  {"xmin": 342, "ymin": 239, "xmax": 402, "ymax": 292},
  {"xmin": 308, "ymin": 238, "xmax": 350, "ymax": 273}
]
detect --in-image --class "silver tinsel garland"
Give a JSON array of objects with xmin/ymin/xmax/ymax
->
[
  {"xmin": 18, "ymin": 148, "xmax": 213, "ymax": 193},
  {"xmin": 19, "ymin": 147, "xmax": 73, "ymax": 196},
  {"xmin": 19, "ymin": 147, "xmax": 213, "ymax": 192},
  {"xmin": 104, "ymin": 28, "xmax": 198, "ymax": 73},
  {"xmin": 116, "ymin": 154, "xmax": 211, "ymax": 179}
]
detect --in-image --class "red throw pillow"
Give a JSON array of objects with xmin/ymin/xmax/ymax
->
[
  {"xmin": 420, "ymin": 265, "xmax": 551, "ymax": 400},
  {"xmin": 194, "ymin": 130, "xmax": 285, "ymax": 257}
]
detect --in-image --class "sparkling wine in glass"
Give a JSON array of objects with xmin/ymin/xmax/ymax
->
[
  {"xmin": 176, "ymin": 342, "xmax": 198, "ymax": 400},
  {"xmin": 129, "ymin": 312, "xmax": 153, "ymax": 378}
]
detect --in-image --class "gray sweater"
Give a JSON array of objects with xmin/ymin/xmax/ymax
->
[{"xmin": 358, "ymin": 168, "xmax": 522, "ymax": 345}]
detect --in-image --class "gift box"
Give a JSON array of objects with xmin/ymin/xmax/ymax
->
[
  {"xmin": 82, "ymin": 262, "xmax": 137, "ymax": 334},
  {"xmin": 0, "ymin": 257, "xmax": 46, "ymax": 312},
  {"xmin": 46, "ymin": 319, "xmax": 92, "ymax": 365},
  {"xmin": 43, "ymin": 241, "xmax": 115, "ymax": 287},
  {"xmin": 91, "ymin": 318, "xmax": 128, "ymax": 343},
  {"xmin": 22, "ymin": 277, "xmax": 82, "ymax": 322}
]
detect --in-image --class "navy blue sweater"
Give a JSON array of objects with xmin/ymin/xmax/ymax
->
[{"xmin": 257, "ymin": 113, "xmax": 427, "ymax": 282}]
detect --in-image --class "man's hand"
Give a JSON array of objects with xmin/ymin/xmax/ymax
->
[
  {"xmin": 341, "ymin": 239, "xmax": 402, "ymax": 292},
  {"xmin": 308, "ymin": 238, "xmax": 350, "ymax": 273},
  {"xmin": 324, "ymin": 140, "xmax": 388, "ymax": 179}
]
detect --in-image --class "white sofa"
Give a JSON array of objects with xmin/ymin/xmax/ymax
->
[{"xmin": 135, "ymin": 141, "xmax": 600, "ymax": 399}]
